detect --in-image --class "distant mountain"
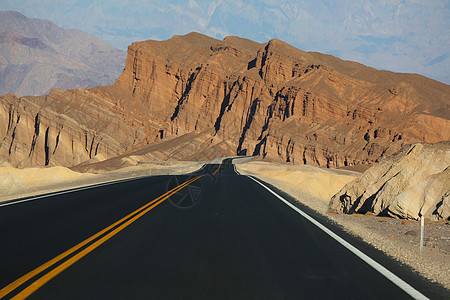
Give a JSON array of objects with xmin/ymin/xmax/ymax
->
[
  {"xmin": 0, "ymin": 1, "xmax": 448, "ymax": 84},
  {"xmin": 0, "ymin": 11, "xmax": 126, "ymax": 96},
  {"xmin": 1, "ymin": 33, "xmax": 448, "ymax": 169}
]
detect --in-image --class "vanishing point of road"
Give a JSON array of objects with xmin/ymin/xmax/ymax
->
[{"xmin": 0, "ymin": 159, "xmax": 447, "ymax": 299}]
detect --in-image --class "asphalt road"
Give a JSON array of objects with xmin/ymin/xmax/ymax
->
[{"xmin": 0, "ymin": 159, "xmax": 446, "ymax": 299}]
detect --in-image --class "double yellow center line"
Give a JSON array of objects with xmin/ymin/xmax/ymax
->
[{"xmin": 0, "ymin": 164, "xmax": 220, "ymax": 299}]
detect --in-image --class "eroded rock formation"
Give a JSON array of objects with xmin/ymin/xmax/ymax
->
[
  {"xmin": 114, "ymin": 33, "xmax": 449, "ymax": 167},
  {"xmin": 329, "ymin": 142, "xmax": 450, "ymax": 220},
  {"xmin": 1, "ymin": 32, "xmax": 449, "ymax": 168},
  {"xmin": 0, "ymin": 90, "xmax": 143, "ymax": 167}
]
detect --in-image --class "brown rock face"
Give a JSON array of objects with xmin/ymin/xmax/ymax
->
[
  {"xmin": 115, "ymin": 32, "xmax": 449, "ymax": 167},
  {"xmin": 1, "ymin": 32, "xmax": 449, "ymax": 168},
  {"xmin": 0, "ymin": 90, "xmax": 144, "ymax": 167}
]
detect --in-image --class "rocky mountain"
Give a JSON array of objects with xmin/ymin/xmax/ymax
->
[
  {"xmin": 0, "ymin": 90, "xmax": 142, "ymax": 168},
  {"xmin": 329, "ymin": 142, "xmax": 449, "ymax": 220},
  {"xmin": 0, "ymin": 32, "xmax": 449, "ymax": 168},
  {"xmin": 0, "ymin": 11, "xmax": 126, "ymax": 96}
]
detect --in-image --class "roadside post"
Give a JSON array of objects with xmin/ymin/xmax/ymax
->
[{"xmin": 420, "ymin": 215, "xmax": 424, "ymax": 254}]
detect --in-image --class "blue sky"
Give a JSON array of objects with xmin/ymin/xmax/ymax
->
[{"xmin": 1, "ymin": 0, "xmax": 449, "ymax": 84}]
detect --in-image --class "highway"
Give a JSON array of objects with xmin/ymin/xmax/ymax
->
[{"xmin": 0, "ymin": 159, "xmax": 446, "ymax": 299}]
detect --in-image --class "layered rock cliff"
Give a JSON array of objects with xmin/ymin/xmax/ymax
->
[
  {"xmin": 114, "ymin": 32, "xmax": 449, "ymax": 167},
  {"xmin": 329, "ymin": 142, "xmax": 450, "ymax": 220},
  {"xmin": 1, "ymin": 32, "xmax": 449, "ymax": 168},
  {"xmin": 0, "ymin": 90, "xmax": 144, "ymax": 167}
]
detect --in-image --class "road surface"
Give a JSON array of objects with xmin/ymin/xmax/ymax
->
[{"xmin": 0, "ymin": 159, "xmax": 446, "ymax": 299}]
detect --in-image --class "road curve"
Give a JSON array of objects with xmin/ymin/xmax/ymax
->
[{"xmin": 0, "ymin": 159, "xmax": 446, "ymax": 299}]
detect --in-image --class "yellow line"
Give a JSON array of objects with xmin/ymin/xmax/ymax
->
[
  {"xmin": 0, "ymin": 175, "xmax": 202, "ymax": 299},
  {"xmin": 212, "ymin": 164, "xmax": 221, "ymax": 175},
  {"xmin": 12, "ymin": 190, "xmax": 184, "ymax": 299}
]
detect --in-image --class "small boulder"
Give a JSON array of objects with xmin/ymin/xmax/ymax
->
[{"xmin": 405, "ymin": 230, "xmax": 418, "ymax": 236}]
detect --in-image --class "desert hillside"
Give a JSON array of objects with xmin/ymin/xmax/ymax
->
[
  {"xmin": 0, "ymin": 32, "xmax": 449, "ymax": 168},
  {"xmin": 0, "ymin": 11, "xmax": 126, "ymax": 96}
]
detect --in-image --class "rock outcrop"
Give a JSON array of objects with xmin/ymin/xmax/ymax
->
[
  {"xmin": 0, "ymin": 11, "xmax": 126, "ymax": 96},
  {"xmin": 0, "ymin": 90, "xmax": 144, "ymax": 167},
  {"xmin": 114, "ymin": 32, "xmax": 449, "ymax": 167},
  {"xmin": 329, "ymin": 142, "xmax": 450, "ymax": 220},
  {"xmin": 1, "ymin": 32, "xmax": 449, "ymax": 168}
]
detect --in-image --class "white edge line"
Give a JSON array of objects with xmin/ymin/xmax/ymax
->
[
  {"xmin": 0, "ymin": 176, "xmax": 149, "ymax": 208},
  {"xmin": 233, "ymin": 163, "xmax": 238, "ymax": 175},
  {"xmin": 247, "ymin": 175, "xmax": 429, "ymax": 300},
  {"xmin": 2, "ymin": 164, "xmax": 210, "ymax": 208},
  {"xmin": 233, "ymin": 163, "xmax": 240, "ymax": 175}
]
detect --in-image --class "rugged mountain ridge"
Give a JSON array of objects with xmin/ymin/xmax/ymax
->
[
  {"xmin": 114, "ymin": 33, "xmax": 449, "ymax": 166},
  {"xmin": 1, "ymin": 32, "xmax": 449, "ymax": 168},
  {"xmin": 0, "ymin": 11, "xmax": 126, "ymax": 96}
]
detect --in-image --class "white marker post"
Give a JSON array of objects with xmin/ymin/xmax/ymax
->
[
  {"xmin": 420, "ymin": 215, "xmax": 424, "ymax": 254},
  {"xmin": 149, "ymin": 169, "xmax": 151, "ymax": 176}
]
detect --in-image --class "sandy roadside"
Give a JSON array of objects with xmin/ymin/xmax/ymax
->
[
  {"xmin": 2, "ymin": 159, "xmax": 448, "ymax": 289},
  {"xmin": 0, "ymin": 161, "xmax": 204, "ymax": 203},
  {"xmin": 236, "ymin": 161, "xmax": 450, "ymax": 290}
]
